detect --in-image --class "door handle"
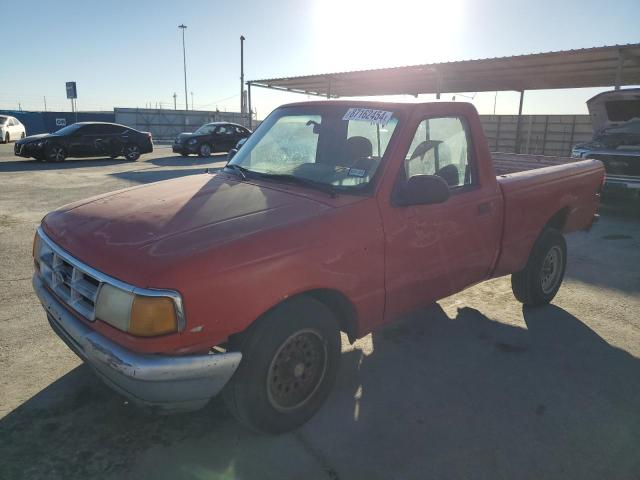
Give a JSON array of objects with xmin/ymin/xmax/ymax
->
[{"xmin": 477, "ymin": 202, "xmax": 492, "ymax": 216}]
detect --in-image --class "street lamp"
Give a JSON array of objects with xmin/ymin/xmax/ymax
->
[
  {"xmin": 178, "ymin": 24, "xmax": 188, "ymax": 110},
  {"xmin": 240, "ymin": 35, "xmax": 245, "ymax": 114}
]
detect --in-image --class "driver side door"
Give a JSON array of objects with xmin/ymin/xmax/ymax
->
[{"xmin": 380, "ymin": 115, "xmax": 502, "ymax": 321}]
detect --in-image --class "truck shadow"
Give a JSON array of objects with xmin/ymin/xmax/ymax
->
[
  {"xmin": 1, "ymin": 304, "xmax": 638, "ymax": 479},
  {"xmin": 110, "ymin": 166, "xmax": 224, "ymax": 184}
]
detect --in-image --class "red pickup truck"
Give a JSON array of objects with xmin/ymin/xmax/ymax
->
[{"xmin": 33, "ymin": 101, "xmax": 603, "ymax": 433}]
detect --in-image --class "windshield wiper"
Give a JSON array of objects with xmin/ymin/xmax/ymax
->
[
  {"xmin": 256, "ymin": 173, "xmax": 337, "ymax": 198},
  {"xmin": 224, "ymin": 163, "xmax": 250, "ymax": 180}
]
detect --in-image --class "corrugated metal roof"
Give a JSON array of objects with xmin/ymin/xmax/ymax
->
[{"xmin": 249, "ymin": 43, "xmax": 640, "ymax": 97}]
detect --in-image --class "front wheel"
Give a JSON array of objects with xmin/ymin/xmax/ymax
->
[
  {"xmin": 198, "ymin": 143, "xmax": 212, "ymax": 157},
  {"xmin": 46, "ymin": 145, "xmax": 66, "ymax": 162},
  {"xmin": 511, "ymin": 228, "xmax": 567, "ymax": 307},
  {"xmin": 223, "ymin": 297, "xmax": 341, "ymax": 434},
  {"xmin": 124, "ymin": 144, "xmax": 141, "ymax": 161},
  {"xmin": 3, "ymin": 133, "xmax": 8, "ymax": 144}
]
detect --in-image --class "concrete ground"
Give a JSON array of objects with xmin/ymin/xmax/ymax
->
[{"xmin": 0, "ymin": 142, "xmax": 638, "ymax": 480}]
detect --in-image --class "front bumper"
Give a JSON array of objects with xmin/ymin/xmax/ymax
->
[
  {"xmin": 14, "ymin": 142, "xmax": 40, "ymax": 158},
  {"xmin": 604, "ymin": 174, "xmax": 640, "ymax": 191},
  {"xmin": 172, "ymin": 142, "xmax": 198, "ymax": 154},
  {"xmin": 33, "ymin": 274, "xmax": 242, "ymax": 413}
]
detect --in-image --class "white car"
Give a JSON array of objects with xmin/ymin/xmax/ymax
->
[{"xmin": 0, "ymin": 115, "xmax": 26, "ymax": 143}]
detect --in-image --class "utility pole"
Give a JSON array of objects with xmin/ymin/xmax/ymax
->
[
  {"xmin": 173, "ymin": 92, "xmax": 177, "ymax": 110},
  {"xmin": 43, "ymin": 96, "xmax": 47, "ymax": 112},
  {"xmin": 191, "ymin": 92, "xmax": 194, "ymax": 110},
  {"xmin": 240, "ymin": 35, "xmax": 245, "ymax": 114},
  {"xmin": 178, "ymin": 24, "xmax": 188, "ymax": 110}
]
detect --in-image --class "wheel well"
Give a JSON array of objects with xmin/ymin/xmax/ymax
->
[
  {"xmin": 306, "ymin": 289, "xmax": 358, "ymax": 343},
  {"xmin": 229, "ymin": 289, "xmax": 360, "ymax": 349},
  {"xmin": 546, "ymin": 207, "xmax": 570, "ymax": 232}
]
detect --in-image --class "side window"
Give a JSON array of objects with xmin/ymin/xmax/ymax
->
[
  {"xmin": 8, "ymin": 118, "xmax": 16, "ymax": 126},
  {"xmin": 81, "ymin": 124, "xmax": 104, "ymax": 135},
  {"xmin": 404, "ymin": 116, "xmax": 473, "ymax": 188},
  {"xmin": 217, "ymin": 125, "xmax": 234, "ymax": 136},
  {"xmin": 235, "ymin": 126, "xmax": 247, "ymax": 135},
  {"xmin": 103, "ymin": 125, "xmax": 125, "ymax": 135}
]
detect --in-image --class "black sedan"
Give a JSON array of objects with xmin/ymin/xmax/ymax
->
[
  {"xmin": 173, "ymin": 122, "xmax": 251, "ymax": 157},
  {"xmin": 14, "ymin": 122, "xmax": 153, "ymax": 162}
]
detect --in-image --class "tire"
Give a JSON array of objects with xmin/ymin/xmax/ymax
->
[
  {"xmin": 124, "ymin": 144, "xmax": 141, "ymax": 161},
  {"xmin": 223, "ymin": 297, "xmax": 341, "ymax": 434},
  {"xmin": 3, "ymin": 133, "xmax": 8, "ymax": 144},
  {"xmin": 46, "ymin": 145, "xmax": 66, "ymax": 162},
  {"xmin": 20, "ymin": 132, "xmax": 25, "ymax": 139},
  {"xmin": 511, "ymin": 228, "xmax": 567, "ymax": 307},
  {"xmin": 198, "ymin": 143, "xmax": 212, "ymax": 157}
]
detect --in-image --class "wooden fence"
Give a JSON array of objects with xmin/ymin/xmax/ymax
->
[{"xmin": 480, "ymin": 114, "xmax": 594, "ymax": 156}]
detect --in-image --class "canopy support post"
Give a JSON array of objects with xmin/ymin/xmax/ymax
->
[{"xmin": 515, "ymin": 90, "xmax": 525, "ymax": 154}]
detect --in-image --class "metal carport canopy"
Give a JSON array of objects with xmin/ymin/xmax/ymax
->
[{"xmin": 248, "ymin": 43, "xmax": 640, "ymax": 98}]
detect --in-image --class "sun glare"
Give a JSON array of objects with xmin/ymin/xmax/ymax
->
[{"xmin": 313, "ymin": 0, "xmax": 464, "ymax": 72}]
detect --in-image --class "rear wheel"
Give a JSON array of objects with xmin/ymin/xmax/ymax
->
[
  {"xmin": 3, "ymin": 133, "xmax": 8, "ymax": 144},
  {"xmin": 198, "ymin": 143, "xmax": 212, "ymax": 157},
  {"xmin": 223, "ymin": 297, "xmax": 341, "ymax": 434},
  {"xmin": 511, "ymin": 228, "xmax": 567, "ymax": 306},
  {"xmin": 46, "ymin": 145, "xmax": 66, "ymax": 162},
  {"xmin": 124, "ymin": 144, "xmax": 141, "ymax": 161}
]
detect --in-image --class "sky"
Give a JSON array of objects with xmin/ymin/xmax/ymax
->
[{"xmin": 0, "ymin": 0, "xmax": 638, "ymax": 119}]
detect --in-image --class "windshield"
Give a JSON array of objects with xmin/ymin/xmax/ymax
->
[
  {"xmin": 194, "ymin": 124, "xmax": 217, "ymax": 135},
  {"xmin": 53, "ymin": 124, "xmax": 82, "ymax": 135},
  {"xmin": 228, "ymin": 106, "xmax": 400, "ymax": 191}
]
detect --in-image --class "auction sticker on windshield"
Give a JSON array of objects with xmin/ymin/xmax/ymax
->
[{"xmin": 343, "ymin": 108, "xmax": 394, "ymax": 126}]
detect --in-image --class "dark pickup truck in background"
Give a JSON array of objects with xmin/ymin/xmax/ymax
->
[{"xmin": 571, "ymin": 88, "xmax": 640, "ymax": 195}]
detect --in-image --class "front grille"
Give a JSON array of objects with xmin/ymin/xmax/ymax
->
[
  {"xmin": 589, "ymin": 153, "xmax": 640, "ymax": 177},
  {"xmin": 35, "ymin": 234, "xmax": 100, "ymax": 320}
]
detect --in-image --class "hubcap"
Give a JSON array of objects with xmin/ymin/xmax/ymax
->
[
  {"xmin": 540, "ymin": 246, "xmax": 563, "ymax": 294},
  {"xmin": 266, "ymin": 329, "xmax": 327, "ymax": 412},
  {"xmin": 50, "ymin": 147, "xmax": 64, "ymax": 161},
  {"xmin": 201, "ymin": 144, "xmax": 211, "ymax": 155},
  {"xmin": 126, "ymin": 146, "xmax": 139, "ymax": 158}
]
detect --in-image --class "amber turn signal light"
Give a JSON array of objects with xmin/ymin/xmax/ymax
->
[{"xmin": 129, "ymin": 295, "xmax": 178, "ymax": 337}]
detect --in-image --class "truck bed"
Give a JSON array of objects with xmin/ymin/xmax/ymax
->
[{"xmin": 491, "ymin": 155, "xmax": 603, "ymax": 277}]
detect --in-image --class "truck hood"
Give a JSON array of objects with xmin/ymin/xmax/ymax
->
[
  {"xmin": 42, "ymin": 173, "xmax": 333, "ymax": 286},
  {"xmin": 587, "ymin": 88, "xmax": 640, "ymax": 134}
]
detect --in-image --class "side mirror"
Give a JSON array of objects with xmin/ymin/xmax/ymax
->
[
  {"xmin": 227, "ymin": 148, "xmax": 238, "ymax": 161},
  {"xmin": 396, "ymin": 174, "xmax": 450, "ymax": 206}
]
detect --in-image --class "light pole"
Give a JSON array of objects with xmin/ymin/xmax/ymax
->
[
  {"xmin": 240, "ymin": 35, "xmax": 245, "ymax": 114},
  {"xmin": 179, "ymin": 24, "xmax": 188, "ymax": 110},
  {"xmin": 191, "ymin": 92, "xmax": 194, "ymax": 110}
]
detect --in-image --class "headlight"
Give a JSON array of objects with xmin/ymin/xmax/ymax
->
[
  {"xmin": 187, "ymin": 138, "xmax": 198, "ymax": 145},
  {"xmin": 95, "ymin": 284, "xmax": 180, "ymax": 336}
]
